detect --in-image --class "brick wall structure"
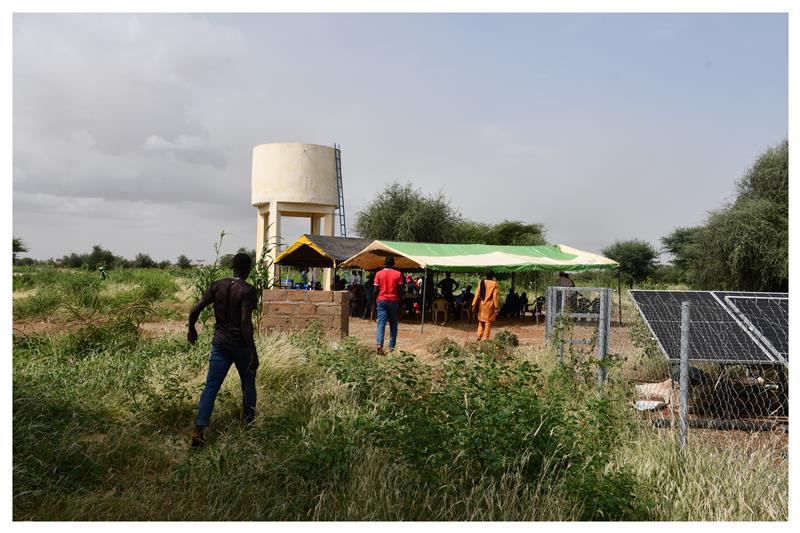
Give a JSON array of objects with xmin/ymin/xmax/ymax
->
[{"xmin": 259, "ymin": 289, "xmax": 350, "ymax": 336}]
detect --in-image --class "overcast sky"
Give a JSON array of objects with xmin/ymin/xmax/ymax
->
[{"xmin": 12, "ymin": 13, "xmax": 787, "ymax": 263}]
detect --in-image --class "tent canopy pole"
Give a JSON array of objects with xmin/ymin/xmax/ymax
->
[
  {"xmin": 617, "ymin": 268, "xmax": 623, "ymax": 327},
  {"xmin": 420, "ymin": 268, "xmax": 427, "ymax": 333}
]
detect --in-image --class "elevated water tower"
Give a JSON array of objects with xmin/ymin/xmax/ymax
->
[{"xmin": 251, "ymin": 142, "xmax": 342, "ymax": 288}]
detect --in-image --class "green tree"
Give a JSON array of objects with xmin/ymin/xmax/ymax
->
[
  {"xmin": 219, "ymin": 247, "xmax": 257, "ymax": 269},
  {"xmin": 85, "ymin": 245, "xmax": 116, "ymax": 271},
  {"xmin": 661, "ymin": 140, "xmax": 788, "ymax": 292},
  {"xmin": 62, "ymin": 252, "xmax": 86, "ymax": 268},
  {"xmin": 602, "ymin": 239, "xmax": 658, "ymax": 287},
  {"xmin": 736, "ymin": 140, "xmax": 788, "ymax": 211},
  {"xmin": 176, "ymin": 255, "xmax": 192, "ymax": 269},
  {"xmin": 486, "ymin": 220, "xmax": 546, "ymax": 246},
  {"xmin": 134, "ymin": 253, "xmax": 156, "ymax": 268},
  {"xmin": 452, "ymin": 220, "xmax": 492, "ymax": 243},
  {"xmin": 687, "ymin": 198, "xmax": 787, "ymax": 291},
  {"xmin": 660, "ymin": 226, "xmax": 700, "ymax": 284},
  {"xmin": 354, "ymin": 183, "xmax": 462, "ymax": 243},
  {"xmin": 13, "ymin": 237, "xmax": 29, "ymax": 261}
]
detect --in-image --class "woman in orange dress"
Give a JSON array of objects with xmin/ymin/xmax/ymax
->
[{"xmin": 471, "ymin": 271, "xmax": 500, "ymax": 340}]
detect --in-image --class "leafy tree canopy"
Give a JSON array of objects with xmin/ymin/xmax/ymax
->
[
  {"xmin": 662, "ymin": 140, "xmax": 787, "ymax": 292},
  {"xmin": 220, "ymin": 248, "xmax": 257, "ymax": 269},
  {"xmin": 13, "ymin": 238, "xmax": 29, "ymax": 261},
  {"xmin": 86, "ymin": 245, "xmax": 116, "ymax": 271},
  {"xmin": 355, "ymin": 183, "xmax": 547, "ymax": 248},
  {"xmin": 354, "ymin": 183, "xmax": 463, "ymax": 243},
  {"xmin": 660, "ymin": 226, "xmax": 701, "ymax": 284},
  {"xmin": 602, "ymin": 239, "xmax": 658, "ymax": 287},
  {"xmin": 486, "ymin": 220, "xmax": 546, "ymax": 246},
  {"xmin": 134, "ymin": 253, "xmax": 157, "ymax": 269}
]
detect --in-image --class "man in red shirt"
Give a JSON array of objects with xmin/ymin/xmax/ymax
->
[{"xmin": 373, "ymin": 255, "xmax": 403, "ymax": 354}]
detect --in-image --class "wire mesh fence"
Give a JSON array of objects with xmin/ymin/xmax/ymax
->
[
  {"xmin": 545, "ymin": 286, "xmax": 788, "ymax": 448},
  {"xmin": 621, "ymin": 289, "xmax": 788, "ymax": 447}
]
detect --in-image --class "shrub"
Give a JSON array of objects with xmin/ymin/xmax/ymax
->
[
  {"xmin": 425, "ymin": 337, "xmax": 462, "ymax": 358},
  {"xmin": 13, "ymin": 272, "xmax": 36, "ymax": 291},
  {"xmin": 312, "ymin": 337, "xmax": 652, "ymax": 520},
  {"xmin": 493, "ymin": 329, "xmax": 519, "ymax": 347},
  {"xmin": 13, "ymin": 287, "xmax": 62, "ymax": 320}
]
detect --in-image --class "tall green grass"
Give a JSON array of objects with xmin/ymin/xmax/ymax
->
[
  {"xmin": 12, "ymin": 318, "xmax": 787, "ymax": 521},
  {"xmin": 13, "ymin": 267, "xmax": 179, "ymax": 321}
]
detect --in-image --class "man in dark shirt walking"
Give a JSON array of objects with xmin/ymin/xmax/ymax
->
[{"xmin": 187, "ymin": 253, "xmax": 259, "ymax": 448}]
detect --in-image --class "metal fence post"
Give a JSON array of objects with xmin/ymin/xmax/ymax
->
[
  {"xmin": 596, "ymin": 289, "xmax": 608, "ymax": 389},
  {"xmin": 679, "ymin": 301, "xmax": 690, "ymax": 452}
]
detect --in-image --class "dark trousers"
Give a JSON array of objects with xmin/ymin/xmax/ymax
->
[
  {"xmin": 376, "ymin": 300, "xmax": 400, "ymax": 349},
  {"xmin": 195, "ymin": 343, "xmax": 256, "ymax": 428}
]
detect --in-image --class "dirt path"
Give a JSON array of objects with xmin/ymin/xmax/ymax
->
[
  {"xmin": 347, "ymin": 315, "xmax": 547, "ymax": 353},
  {"xmin": 139, "ymin": 320, "xmax": 191, "ymax": 337}
]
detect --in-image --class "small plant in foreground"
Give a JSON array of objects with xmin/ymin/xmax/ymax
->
[{"xmin": 426, "ymin": 336, "xmax": 462, "ymax": 358}]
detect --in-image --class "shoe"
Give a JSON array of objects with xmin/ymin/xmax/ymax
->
[
  {"xmin": 388, "ymin": 347, "xmax": 395, "ymax": 353},
  {"xmin": 376, "ymin": 345, "xmax": 384, "ymax": 355},
  {"xmin": 191, "ymin": 426, "xmax": 206, "ymax": 449}
]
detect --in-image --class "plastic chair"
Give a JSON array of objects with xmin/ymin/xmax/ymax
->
[
  {"xmin": 459, "ymin": 302, "xmax": 473, "ymax": 321},
  {"xmin": 526, "ymin": 296, "xmax": 546, "ymax": 324},
  {"xmin": 432, "ymin": 299, "xmax": 449, "ymax": 324}
]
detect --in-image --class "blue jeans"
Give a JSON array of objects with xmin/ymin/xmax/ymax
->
[
  {"xmin": 376, "ymin": 300, "xmax": 400, "ymax": 349},
  {"xmin": 195, "ymin": 343, "xmax": 256, "ymax": 428}
]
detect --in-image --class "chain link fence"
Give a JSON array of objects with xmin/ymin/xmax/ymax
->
[
  {"xmin": 545, "ymin": 286, "xmax": 788, "ymax": 450},
  {"xmin": 620, "ymin": 290, "xmax": 788, "ymax": 449}
]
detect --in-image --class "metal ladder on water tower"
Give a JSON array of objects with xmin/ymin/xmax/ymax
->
[{"xmin": 334, "ymin": 143, "xmax": 347, "ymax": 237}]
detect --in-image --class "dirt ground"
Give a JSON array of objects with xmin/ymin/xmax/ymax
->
[
  {"xmin": 134, "ymin": 315, "xmax": 550, "ymax": 355},
  {"xmin": 16, "ymin": 314, "xmax": 608, "ymax": 356},
  {"xmin": 347, "ymin": 314, "xmax": 547, "ymax": 353}
]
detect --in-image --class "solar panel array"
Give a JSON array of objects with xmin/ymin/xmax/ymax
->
[{"xmin": 629, "ymin": 290, "xmax": 788, "ymax": 365}]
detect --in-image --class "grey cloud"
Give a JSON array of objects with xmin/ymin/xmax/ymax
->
[
  {"xmin": 12, "ymin": 14, "xmax": 787, "ymax": 263},
  {"xmin": 13, "ymin": 13, "xmax": 244, "ymax": 208},
  {"xmin": 142, "ymin": 134, "xmax": 229, "ymax": 167}
]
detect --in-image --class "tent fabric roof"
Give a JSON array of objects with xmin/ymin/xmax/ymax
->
[
  {"xmin": 339, "ymin": 240, "xmax": 618, "ymax": 273},
  {"xmin": 274, "ymin": 234, "xmax": 372, "ymax": 268}
]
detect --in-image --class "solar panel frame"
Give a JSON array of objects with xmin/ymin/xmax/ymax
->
[{"xmin": 629, "ymin": 289, "xmax": 785, "ymax": 366}]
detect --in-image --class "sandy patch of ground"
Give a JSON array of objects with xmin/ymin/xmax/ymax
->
[
  {"xmin": 12, "ymin": 289, "xmax": 37, "ymax": 300},
  {"xmin": 13, "ymin": 319, "xmax": 84, "ymax": 336},
  {"xmin": 347, "ymin": 315, "xmax": 548, "ymax": 355},
  {"xmin": 138, "ymin": 320, "xmax": 199, "ymax": 338}
]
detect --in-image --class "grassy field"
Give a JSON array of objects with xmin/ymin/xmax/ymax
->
[{"xmin": 12, "ymin": 267, "xmax": 788, "ymax": 521}]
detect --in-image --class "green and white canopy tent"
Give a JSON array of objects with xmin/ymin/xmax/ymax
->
[
  {"xmin": 339, "ymin": 240, "xmax": 620, "ymax": 332},
  {"xmin": 339, "ymin": 241, "xmax": 618, "ymax": 273}
]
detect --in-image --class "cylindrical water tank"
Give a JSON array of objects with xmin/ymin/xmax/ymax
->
[{"xmin": 251, "ymin": 143, "xmax": 339, "ymax": 207}]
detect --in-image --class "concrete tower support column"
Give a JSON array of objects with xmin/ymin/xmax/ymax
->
[
  {"xmin": 323, "ymin": 211, "xmax": 335, "ymax": 290},
  {"xmin": 256, "ymin": 207, "xmax": 267, "ymax": 263},
  {"xmin": 266, "ymin": 201, "xmax": 281, "ymax": 283},
  {"xmin": 310, "ymin": 215, "xmax": 322, "ymax": 289}
]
